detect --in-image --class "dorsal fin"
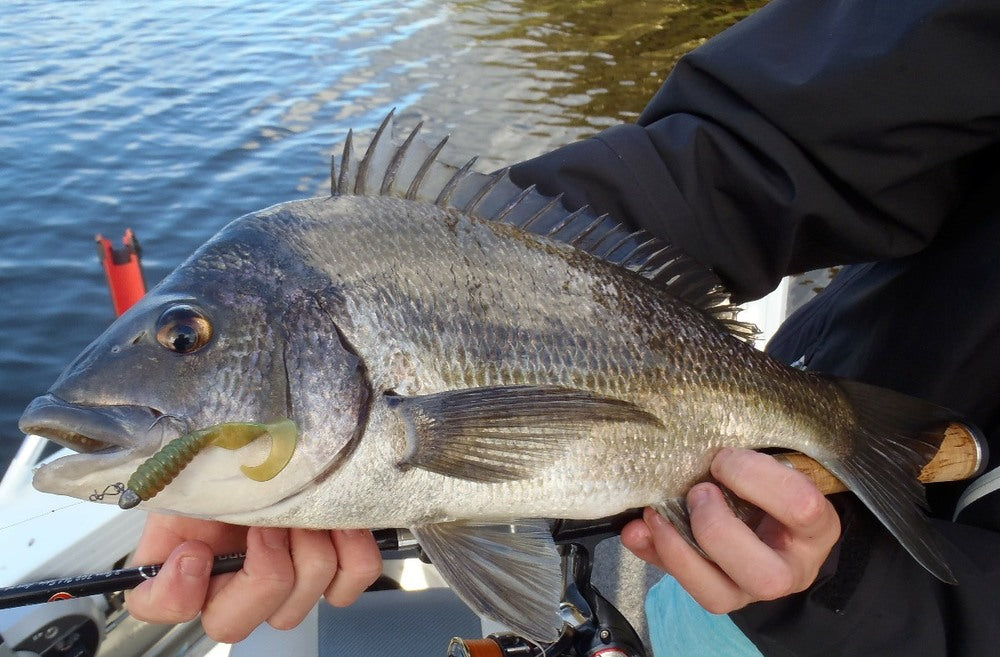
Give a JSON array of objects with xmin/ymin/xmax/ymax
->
[{"xmin": 330, "ymin": 112, "xmax": 757, "ymax": 342}]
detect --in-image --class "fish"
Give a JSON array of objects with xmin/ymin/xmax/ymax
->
[{"xmin": 20, "ymin": 112, "xmax": 963, "ymax": 642}]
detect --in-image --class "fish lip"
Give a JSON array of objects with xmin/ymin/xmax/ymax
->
[{"xmin": 19, "ymin": 393, "xmax": 162, "ymax": 454}]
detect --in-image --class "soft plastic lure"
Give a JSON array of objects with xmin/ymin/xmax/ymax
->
[{"xmin": 117, "ymin": 419, "xmax": 298, "ymax": 509}]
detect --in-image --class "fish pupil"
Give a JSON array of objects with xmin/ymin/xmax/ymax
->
[
  {"xmin": 169, "ymin": 325, "xmax": 198, "ymax": 352},
  {"xmin": 155, "ymin": 304, "xmax": 212, "ymax": 353}
]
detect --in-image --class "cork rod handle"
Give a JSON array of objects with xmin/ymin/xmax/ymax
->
[{"xmin": 776, "ymin": 423, "xmax": 986, "ymax": 495}]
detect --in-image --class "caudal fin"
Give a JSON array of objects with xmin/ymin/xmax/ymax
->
[{"xmin": 823, "ymin": 379, "xmax": 962, "ymax": 584}]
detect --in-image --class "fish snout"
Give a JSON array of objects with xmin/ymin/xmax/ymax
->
[{"xmin": 19, "ymin": 393, "xmax": 164, "ymax": 454}]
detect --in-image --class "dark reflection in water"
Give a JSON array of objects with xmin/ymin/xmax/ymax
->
[{"xmin": 455, "ymin": 0, "xmax": 765, "ymax": 128}]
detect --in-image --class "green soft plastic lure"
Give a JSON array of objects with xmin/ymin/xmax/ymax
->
[{"xmin": 117, "ymin": 419, "xmax": 298, "ymax": 509}]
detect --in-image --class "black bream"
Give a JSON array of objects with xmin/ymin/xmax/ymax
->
[{"xmin": 21, "ymin": 114, "xmax": 961, "ymax": 641}]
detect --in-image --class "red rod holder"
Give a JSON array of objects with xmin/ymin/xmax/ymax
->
[{"xmin": 96, "ymin": 229, "xmax": 147, "ymax": 317}]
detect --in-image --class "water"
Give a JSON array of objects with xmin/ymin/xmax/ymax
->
[{"xmin": 0, "ymin": 0, "xmax": 763, "ymax": 470}]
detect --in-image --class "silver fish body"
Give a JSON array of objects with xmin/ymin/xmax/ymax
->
[{"xmin": 21, "ymin": 116, "xmax": 960, "ymax": 641}]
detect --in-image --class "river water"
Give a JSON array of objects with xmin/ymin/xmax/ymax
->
[{"xmin": 0, "ymin": 0, "xmax": 764, "ymax": 469}]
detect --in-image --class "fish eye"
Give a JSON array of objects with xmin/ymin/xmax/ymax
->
[{"xmin": 155, "ymin": 305, "xmax": 213, "ymax": 354}]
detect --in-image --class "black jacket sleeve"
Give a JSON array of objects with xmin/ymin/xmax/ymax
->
[{"xmin": 508, "ymin": 0, "xmax": 1000, "ymax": 302}]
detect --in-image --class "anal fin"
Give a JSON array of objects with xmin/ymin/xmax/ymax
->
[{"xmin": 411, "ymin": 520, "xmax": 564, "ymax": 643}]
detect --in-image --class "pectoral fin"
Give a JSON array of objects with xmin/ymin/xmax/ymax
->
[
  {"xmin": 387, "ymin": 384, "xmax": 660, "ymax": 482},
  {"xmin": 411, "ymin": 520, "xmax": 564, "ymax": 643}
]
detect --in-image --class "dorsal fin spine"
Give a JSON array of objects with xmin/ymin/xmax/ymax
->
[
  {"xmin": 600, "ymin": 232, "xmax": 641, "ymax": 261},
  {"xmin": 337, "ymin": 130, "xmax": 354, "ymax": 197},
  {"xmin": 355, "ymin": 110, "xmax": 395, "ymax": 195},
  {"xmin": 406, "ymin": 135, "xmax": 450, "ymax": 201},
  {"xmin": 492, "ymin": 184, "xmax": 537, "ymax": 223},
  {"xmin": 435, "ymin": 156, "xmax": 478, "ymax": 207},
  {"xmin": 330, "ymin": 151, "xmax": 338, "ymax": 196},
  {"xmin": 620, "ymin": 237, "xmax": 661, "ymax": 268},
  {"xmin": 515, "ymin": 192, "xmax": 563, "ymax": 230},
  {"xmin": 381, "ymin": 120, "xmax": 423, "ymax": 196},
  {"xmin": 462, "ymin": 169, "xmax": 507, "ymax": 216},
  {"xmin": 585, "ymin": 225, "xmax": 625, "ymax": 257},
  {"xmin": 545, "ymin": 206, "xmax": 588, "ymax": 239},
  {"xmin": 567, "ymin": 214, "xmax": 610, "ymax": 248}
]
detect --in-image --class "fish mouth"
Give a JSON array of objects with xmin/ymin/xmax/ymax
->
[{"xmin": 19, "ymin": 393, "xmax": 164, "ymax": 454}]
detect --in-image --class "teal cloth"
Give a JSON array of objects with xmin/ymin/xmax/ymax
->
[{"xmin": 646, "ymin": 575, "xmax": 763, "ymax": 657}]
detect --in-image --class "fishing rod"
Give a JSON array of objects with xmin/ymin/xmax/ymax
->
[
  {"xmin": 0, "ymin": 529, "xmax": 416, "ymax": 610},
  {"xmin": 0, "ymin": 422, "xmax": 983, "ymax": 611}
]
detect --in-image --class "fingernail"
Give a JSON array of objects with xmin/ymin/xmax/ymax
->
[
  {"xmin": 689, "ymin": 484, "xmax": 712, "ymax": 510},
  {"xmin": 715, "ymin": 447, "xmax": 734, "ymax": 463},
  {"xmin": 179, "ymin": 555, "xmax": 210, "ymax": 578},
  {"xmin": 340, "ymin": 529, "xmax": 367, "ymax": 539},
  {"xmin": 631, "ymin": 526, "xmax": 652, "ymax": 551},
  {"xmin": 645, "ymin": 507, "xmax": 668, "ymax": 528},
  {"xmin": 262, "ymin": 527, "xmax": 289, "ymax": 549}
]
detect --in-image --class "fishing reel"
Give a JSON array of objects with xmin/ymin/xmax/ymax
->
[
  {"xmin": 0, "ymin": 597, "xmax": 103, "ymax": 657},
  {"xmin": 446, "ymin": 514, "xmax": 646, "ymax": 657}
]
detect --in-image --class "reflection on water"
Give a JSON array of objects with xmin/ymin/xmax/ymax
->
[
  {"xmin": 378, "ymin": 0, "xmax": 768, "ymax": 169},
  {"xmin": 456, "ymin": 0, "xmax": 765, "ymax": 127},
  {"xmin": 0, "ymin": 0, "xmax": 765, "ymax": 462}
]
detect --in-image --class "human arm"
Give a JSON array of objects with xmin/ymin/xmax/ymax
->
[{"xmin": 123, "ymin": 514, "xmax": 382, "ymax": 643}]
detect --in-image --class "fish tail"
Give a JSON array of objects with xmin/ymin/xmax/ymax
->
[{"xmin": 822, "ymin": 378, "xmax": 963, "ymax": 584}]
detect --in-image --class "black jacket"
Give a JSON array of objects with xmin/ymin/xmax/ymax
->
[{"xmin": 509, "ymin": 0, "xmax": 1000, "ymax": 654}]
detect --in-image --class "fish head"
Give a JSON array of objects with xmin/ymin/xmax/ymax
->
[{"xmin": 21, "ymin": 210, "xmax": 371, "ymax": 517}]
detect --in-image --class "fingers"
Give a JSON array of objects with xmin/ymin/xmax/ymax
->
[
  {"xmin": 125, "ymin": 514, "xmax": 246, "ymax": 625},
  {"xmin": 267, "ymin": 529, "xmax": 341, "ymax": 630},
  {"xmin": 125, "ymin": 539, "xmax": 215, "ymax": 624},
  {"xmin": 711, "ymin": 448, "xmax": 841, "ymax": 588},
  {"xmin": 125, "ymin": 515, "xmax": 384, "ymax": 643},
  {"xmin": 201, "ymin": 527, "xmax": 297, "ymax": 643},
  {"xmin": 124, "ymin": 514, "xmax": 384, "ymax": 643},
  {"xmin": 197, "ymin": 527, "xmax": 382, "ymax": 641},
  {"xmin": 681, "ymin": 484, "xmax": 794, "ymax": 610},
  {"xmin": 623, "ymin": 448, "xmax": 842, "ymax": 614},
  {"xmin": 325, "ymin": 529, "xmax": 383, "ymax": 607},
  {"xmin": 128, "ymin": 513, "xmax": 245, "ymax": 566},
  {"xmin": 712, "ymin": 448, "xmax": 836, "ymax": 543},
  {"xmin": 638, "ymin": 503, "xmax": 753, "ymax": 614}
]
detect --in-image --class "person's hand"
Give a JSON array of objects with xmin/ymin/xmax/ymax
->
[
  {"xmin": 123, "ymin": 514, "xmax": 383, "ymax": 643},
  {"xmin": 621, "ymin": 448, "xmax": 841, "ymax": 614}
]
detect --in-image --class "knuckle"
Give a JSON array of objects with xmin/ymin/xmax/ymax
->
[
  {"xmin": 126, "ymin": 588, "xmax": 199, "ymax": 625},
  {"xmin": 711, "ymin": 448, "xmax": 752, "ymax": 482},
  {"xmin": 157, "ymin": 603, "xmax": 199, "ymax": 624},
  {"xmin": 351, "ymin": 557, "xmax": 384, "ymax": 584},
  {"xmin": 336, "ymin": 566, "xmax": 382, "ymax": 597},
  {"xmin": 340, "ymin": 549, "xmax": 383, "ymax": 584},
  {"xmin": 747, "ymin": 568, "xmax": 795, "ymax": 601},
  {"xmin": 202, "ymin": 620, "xmax": 251, "ymax": 645},
  {"xmin": 303, "ymin": 551, "xmax": 341, "ymax": 580},
  {"xmin": 259, "ymin": 565, "xmax": 296, "ymax": 586},
  {"xmin": 268, "ymin": 611, "xmax": 306, "ymax": 632},
  {"xmin": 787, "ymin": 487, "xmax": 829, "ymax": 527},
  {"xmin": 324, "ymin": 587, "xmax": 357, "ymax": 608},
  {"xmin": 699, "ymin": 594, "xmax": 746, "ymax": 615}
]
